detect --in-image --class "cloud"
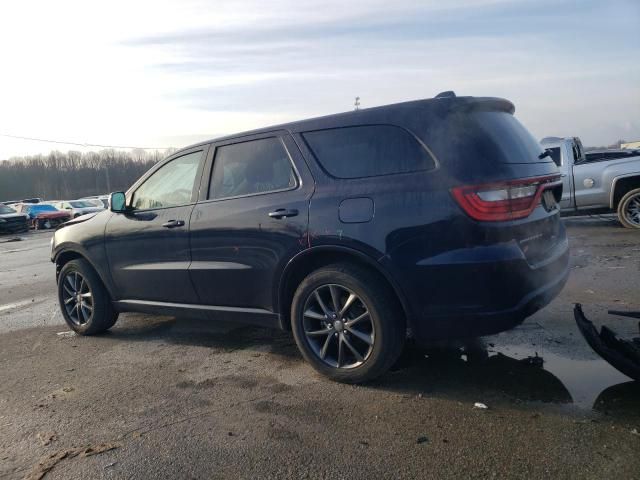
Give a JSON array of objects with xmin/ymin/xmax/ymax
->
[{"xmin": 0, "ymin": 0, "xmax": 639, "ymax": 159}]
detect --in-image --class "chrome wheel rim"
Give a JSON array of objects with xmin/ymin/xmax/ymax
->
[
  {"xmin": 624, "ymin": 193, "xmax": 640, "ymax": 226},
  {"xmin": 61, "ymin": 272, "xmax": 93, "ymax": 326},
  {"xmin": 302, "ymin": 284, "xmax": 374, "ymax": 369}
]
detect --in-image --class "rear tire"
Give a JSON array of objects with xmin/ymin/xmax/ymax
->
[
  {"xmin": 291, "ymin": 263, "xmax": 405, "ymax": 383},
  {"xmin": 617, "ymin": 187, "xmax": 640, "ymax": 229},
  {"xmin": 57, "ymin": 259, "xmax": 118, "ymax": 335}
]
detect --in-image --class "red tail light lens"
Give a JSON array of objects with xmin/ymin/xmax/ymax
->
[{"xmin": 451, "ymin": 175, "xmax": 561, "ymax": 221}]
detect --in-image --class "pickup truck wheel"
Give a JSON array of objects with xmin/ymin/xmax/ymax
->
[
  {"xmin": 617, "ymin": 188, "xmax": 640, "ymax": 229},
  {"xmin": 57, "ymin": 259, "xmax": 119, "ymax": 335},
  {"xmin": 291, "ymin": 263, "xmax": 405, "ymax": 383}
]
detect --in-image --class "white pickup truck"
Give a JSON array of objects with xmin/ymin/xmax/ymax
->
[{"xmin": 540, "ymin": 137, "xmax": 640, "ymax": 229}]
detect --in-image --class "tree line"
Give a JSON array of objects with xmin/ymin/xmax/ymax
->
[{"xmin": 0, "ymin": 149, "xmax": 173, "ymax": 201}]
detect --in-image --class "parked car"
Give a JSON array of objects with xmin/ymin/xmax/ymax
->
[
  {"xmin": 51, "ymin": 92, "xmax": 569, "ymax": 383},
  {"xmin": 0, "ymin": 204, "xmax": 29, "ymax": 234},
  {"xmin": 80, "ymin": 195, "xmax": 110, "ymax": 209},
  {"xmin": 53, "ymin": 200, "xmax": 105, "ymax": 218},
  {"xmin": 17, "ymin": 203, "xmax": 71, "ymax": 229},
  {"xmin": 540, "ymin": 137, "xmax": 640, "ymax": 228}
]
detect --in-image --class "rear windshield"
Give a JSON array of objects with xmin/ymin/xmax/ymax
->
[
  {"xmin": 470, "ymin": 112, "xmax": 551, "ymax": 164},
  {"xmin": 302, "ymin": 125, "xmax": 435, "ymax": 179},
  {"xmin": 548, "ymin": 147, "xmax": 562, "ymax": 167}
]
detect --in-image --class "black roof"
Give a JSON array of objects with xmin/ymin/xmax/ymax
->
[{"xmin": 175, "ymin": 93, "xmax": 514, "ymax": 155}]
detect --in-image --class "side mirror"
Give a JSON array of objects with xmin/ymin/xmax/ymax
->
[{"xmin": 110, "ymin": 192, "xmax": 128, "ymax": 213}]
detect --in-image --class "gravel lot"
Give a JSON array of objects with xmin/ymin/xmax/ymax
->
[{"xmin": 0, "ymin": 218, "xmax": 639, "ymax": 479}]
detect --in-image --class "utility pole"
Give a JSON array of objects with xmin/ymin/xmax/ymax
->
[{"xmin": 354, "ymin": 96, "xmax": 360, "ymax": 111}]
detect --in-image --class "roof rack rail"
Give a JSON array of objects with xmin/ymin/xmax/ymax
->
[{"xmin": 435, "ymin": 91, "xmax": 456, "ymax": 99}]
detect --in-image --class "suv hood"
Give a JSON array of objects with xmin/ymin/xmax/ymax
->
[{"xmin": 57, "ymin": 211, "xmax": 100, "ymax": 229}]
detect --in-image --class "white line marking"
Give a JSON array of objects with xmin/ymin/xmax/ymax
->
[{"xmin": 0, "ymin": 299, "xmax": 39, "ymax": 312}]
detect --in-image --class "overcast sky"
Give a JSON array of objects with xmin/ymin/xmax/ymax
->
[{"xmin": 0, "ymin": 0, "xmax": 638, "ymax": 160}]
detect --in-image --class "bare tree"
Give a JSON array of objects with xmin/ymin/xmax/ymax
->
[{"xmin": 0, "ymin": 149, "xmax": 165, "ymax": 201}]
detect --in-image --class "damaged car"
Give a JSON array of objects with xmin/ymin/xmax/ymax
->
[
  {"xmin": 51, "ymin": 92, "xmax": 569, "ymax": 383},
  {"xmin": 53, "ymin": 200, "xmax": 105, "ymax": 218},
  {"xmin": 575, "ymin": 304, "xmax": 640, "ymax": 381},
  {"xmin": 17, "ymin": 203, "xmax": 71, "ymax": 230}
]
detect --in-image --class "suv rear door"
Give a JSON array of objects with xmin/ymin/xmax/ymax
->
[{"xmin": 189, "ymin": 132, "xmax": 314, "ymax": 323}]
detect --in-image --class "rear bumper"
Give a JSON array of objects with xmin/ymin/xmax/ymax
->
[{"xmin": 389, "ymin": 233, "xmax": 570, "ymax": 342}]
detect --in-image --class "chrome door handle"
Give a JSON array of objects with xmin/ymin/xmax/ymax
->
[{"xmin": 268, "ymin": 208, "xmax": 299, "ymax": 219}]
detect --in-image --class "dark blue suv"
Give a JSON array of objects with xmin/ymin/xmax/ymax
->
[{"xmin": 52, "ymin": 93, "xmax": 569, "ymax": 382}]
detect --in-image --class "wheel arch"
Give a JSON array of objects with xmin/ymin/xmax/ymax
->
[
  {"xmin": 54, "ymin": 248, "xmax": 116, "ymax": 299},
  {"xmin": 610, "ymin": 174, "xmax": 640, "ymax": 209},
  {"xmin": 277, "ymin": 246, "xmax": 411, "ymax": 331}
]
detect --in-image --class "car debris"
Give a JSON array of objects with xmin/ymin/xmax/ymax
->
[
  {"xmin": 56, "ymin": 331, "xmax": 76, "ymax": 338},
  {"xmin": 24, "ymin": 442, "xmax": 121, "ymax": 480},
  {"xmin": 574, "ymin": 304, "xmax": 640, "ymax": 381}
]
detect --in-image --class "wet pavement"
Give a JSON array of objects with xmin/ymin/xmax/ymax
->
[{"xmin": 0, "ymin": 217, "xmax": 639, "ymax": 479}]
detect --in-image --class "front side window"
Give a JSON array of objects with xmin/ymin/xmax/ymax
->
[
  {"xmin": 209, "ymin": 137, "xmax": 296, "ymax": 200},
  {"xmin": 132, "ymin": 151, "xmax": 202, "ymax": 210},
  {"xmin": 302, "ymin": 125, "xmax": 435, "ymax": 179}
]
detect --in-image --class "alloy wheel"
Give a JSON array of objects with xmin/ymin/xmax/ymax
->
[
  {"xmin": 61, "ymin": 271, "xmax": 94, "ymax": 325},
  {"xmin": 624, "ymin": 193, "xmax": 640, "ymax": 227},
  {"xmin": 302, "ymin": 284, "xmax": 375, "ymax": 369}
]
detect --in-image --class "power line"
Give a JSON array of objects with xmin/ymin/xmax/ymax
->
[{"xmin": 0, "ymin": 133, "xmax": 169, "ymax": 150}]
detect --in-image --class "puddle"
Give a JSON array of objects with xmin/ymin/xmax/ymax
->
[
  {"xmin": 391, "ymin": 339, "xmax": 639, "ymax": 415},
  {"xmin": 491, "ymin": 344, "xmax": 635, "ymax": 409}
]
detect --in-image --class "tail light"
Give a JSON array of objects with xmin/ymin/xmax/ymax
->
[{"xmin": 451, "ymin": 175, "xmax": 561, "ymax": 221}]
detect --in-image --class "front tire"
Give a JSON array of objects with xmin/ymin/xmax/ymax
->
[
  {"xmin": 291, "ymin": 263, "xmax": 405, "ymax": 383},
  {"xmin": 57, "ymin": 259, "xmax": 118, "ymax": 335},
  {"xmin": 617, "ymin": 187, "xmax": 640, "ymax": 229}
]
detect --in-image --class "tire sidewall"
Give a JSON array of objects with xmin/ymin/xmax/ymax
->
[
  {"xmin": 57, "ymin": 259, "xmax": 114, "ymax": 335},
  {"xmin": 618, "ymin": 188, "xmax": 640, "ymax": 229},
  {"xmin": 291, "ymin": 266, "xmax": 401, "ymax": 383}
]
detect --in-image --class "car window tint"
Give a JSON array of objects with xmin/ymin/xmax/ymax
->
[
  {"xmin": 132, "ymin": 151, "xmax": 202, "ymax": 210},
  {"xmin": 302, "ymin": 125, "xmax": 435, "ymax": 178},
  {"xmin": 209, "ymin": 137, "xmax": 296, "ymax": 199},
  {"xmin": 549, "ymin": 147, "xmax": 562, "ymax": 167}
]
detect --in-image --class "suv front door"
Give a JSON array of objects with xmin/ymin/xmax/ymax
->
[
  {"xmin": 105, "ymin": 146, "xmax": 208, "ymax": 304},
  {"xmin": 189, "ymin": 133, "xmax": 314, "ymax": 324}
]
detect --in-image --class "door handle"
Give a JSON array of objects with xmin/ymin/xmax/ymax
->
[
  {"xmin": 560, "ymin": 174, "xmax": 568, "ymax": 178},
  {"xmin": 162, "ymin": 219, "xmax": 185, "ymax": 228},
  {"xmin": 268, "ymin": 208, "xmax": 299, "ymax": 219}
]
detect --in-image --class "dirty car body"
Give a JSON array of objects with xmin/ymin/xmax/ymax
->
[{"xmin": 52, "ymin": 93, "xmax": 569, "ymax": 381}]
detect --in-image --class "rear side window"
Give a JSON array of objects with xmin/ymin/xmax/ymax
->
[
  {"xmin": 209, "ymin": 137, "xmax": 297, "ymax": 200},
  {"xmin": 302, "ymin": 125, "xmax": 435, "ymax": 179}
]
